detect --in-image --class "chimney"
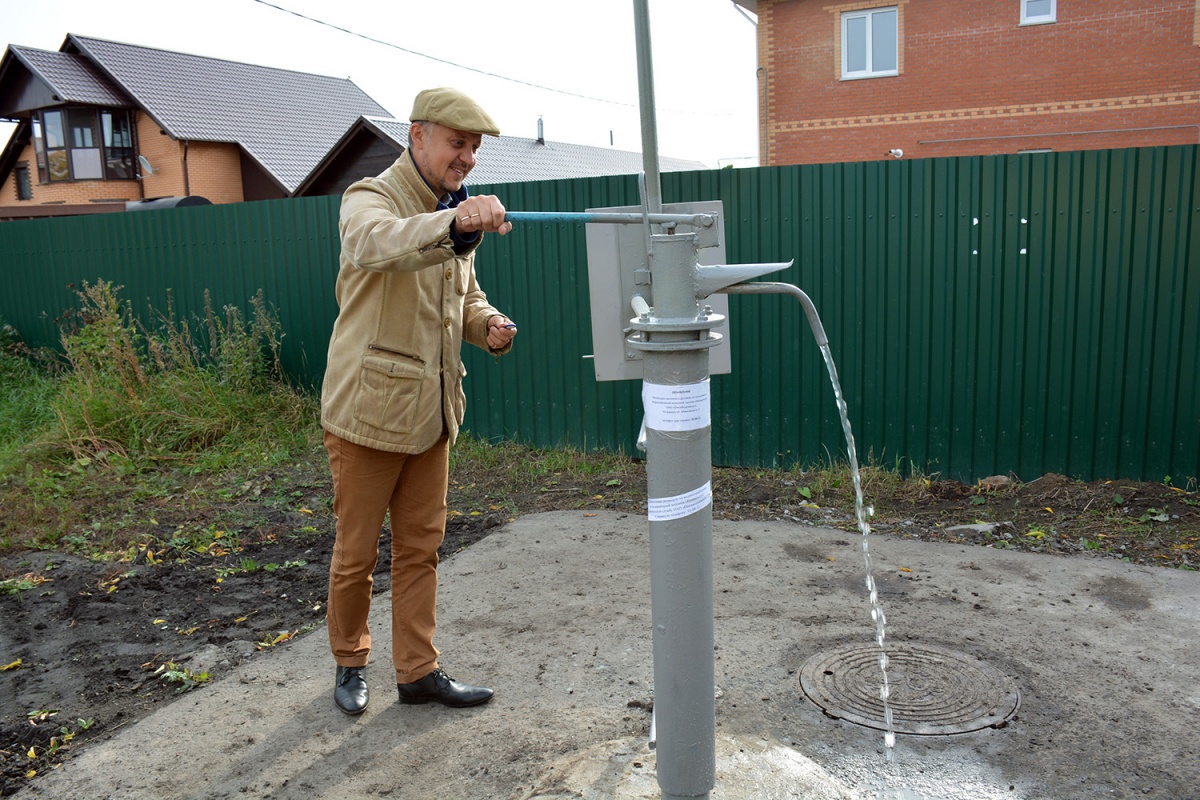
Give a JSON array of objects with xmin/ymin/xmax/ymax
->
[{"xmin": 536, "ymin": 116, "xmax": 545, "ymax": 145}]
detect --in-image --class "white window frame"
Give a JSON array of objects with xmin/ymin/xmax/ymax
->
[
  {"xmin": 1020, "ymin": 0, "xmax": 1056, "ymax": 25},
  {"xmin": 841, "ymin": 7, "xmax": 899, "ymax": 80}
]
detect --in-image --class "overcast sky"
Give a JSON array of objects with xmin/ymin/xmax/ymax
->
[{"xmin": 1, "ymin": 0, "xmax": 762, "ymax": 168}]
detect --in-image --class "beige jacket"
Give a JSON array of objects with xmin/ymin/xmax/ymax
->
[{"xmin": 320, "ymin": 151, "xmax": 510, "ymax": 453}]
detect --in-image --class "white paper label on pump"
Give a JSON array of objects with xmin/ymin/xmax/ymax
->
[
  {"xmin": 647, "ymin": 481, "xmax": 713, "ymax": 522},
  {"xmin": 642, "ymin": 379, "xmax": 710, "ymax": 432}
]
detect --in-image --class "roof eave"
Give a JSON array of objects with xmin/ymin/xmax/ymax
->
[
  {"xmin": 227, "ymin": 143, "xmax": 290, "ymax": 196},
  {"xmin": 0, "ymin": 47, "xmax": 66, "ymax": 115},
  {"xmin": 292, "ymin": 117, "xmax": 367, "ymax": 197},
  {"xmin": 293, "ymin": 116, "xmax": 405, "ymax": 197}
]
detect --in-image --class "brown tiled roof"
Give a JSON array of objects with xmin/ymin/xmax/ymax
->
[{"xmin": 65, "ymin": 34, "xmax": 391, "ymax": 193}]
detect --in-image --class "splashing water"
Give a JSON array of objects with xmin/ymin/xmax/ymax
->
[{"xmin": 818, "ymin": 342, "xmax": 896, "ymax": 764}]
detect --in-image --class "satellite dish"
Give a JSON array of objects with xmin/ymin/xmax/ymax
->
[{"xmin": 137, "ymin": 155, "xmax": 158, "ymax": 176}]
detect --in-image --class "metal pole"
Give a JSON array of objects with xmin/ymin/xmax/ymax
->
[{"xmin": 633, "ymin": 0, "xmax": 663, "ymax": 215}]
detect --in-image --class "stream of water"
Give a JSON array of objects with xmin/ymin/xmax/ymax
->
[{"xmin": 817, "ymin": 342, "xmax": 897, "ymax": 765}]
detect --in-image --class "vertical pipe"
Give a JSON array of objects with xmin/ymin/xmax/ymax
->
[
  {"xmin": 642, "ymin": 234, "xmax": 716, "ymax": 800},
  {"xmin": 183, "ymin": 139, "xmax": 191, "ymax": 197},
  {"xmin": 756, "ymin": 67, "xmax": 769, "ymax": 166},
  {"xmin": 632, "ymin": 0, "xmax": 663, "ymax": 214},
  {"xmin": 133, "ymin": 120, "xmax": 146, "ymax": 200}
]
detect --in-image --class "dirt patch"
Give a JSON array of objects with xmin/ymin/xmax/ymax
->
[{"xmin": 1, "ymin": 454, "xmax": 1196, "ymax": 796}]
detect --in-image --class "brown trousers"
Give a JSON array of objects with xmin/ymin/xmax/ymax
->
[{"xmin": 324, "ymin": 430, "xmax": 449, "ymax": 684}]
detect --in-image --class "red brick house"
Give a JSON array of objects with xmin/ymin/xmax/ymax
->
[{"xmin": 736, "ymin": 0, "xmax": 1200, "ymax": 164}]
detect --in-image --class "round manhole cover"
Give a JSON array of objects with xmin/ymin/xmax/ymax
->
[{"xmin": 799, "ymin": 642, "xmax": 1020, "ymax": 735}]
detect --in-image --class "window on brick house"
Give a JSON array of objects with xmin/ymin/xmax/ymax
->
[
  {"xmin": 1021, "ymin": 0, "xmax": 1056, "ymax": 25},
  {"xmin": 35, "ymin": 108, "xmax": 135, "ymax": 182},
  {"xmin": 842, "ymin": 7, "xmax": 899, "ymax": 79},
  {"xmin": 15, "ymin": 164, "xmax": 32, "ymax": 200}
]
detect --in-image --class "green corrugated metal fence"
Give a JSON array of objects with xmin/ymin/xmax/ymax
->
[
  {"xmin": 0, "ymin": 197, "xmax": 343, "ymax": 384},
  {"xmin": 1, "ymin": 146, "xmax": 1197, "ymax": 483}
]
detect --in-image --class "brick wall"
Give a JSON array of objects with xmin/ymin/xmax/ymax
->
[
  {"xmin": 135, "ymin": 116, "xmax": 244, "ymax": 203},
  {"xmin": 182, "ymin": 141, "xmax": 244, "ymax": 204},
  {"xmin": 757, "ymin": 0, "xmax": 1200, "ymax": 164},
  {"xmin": 135, "ymin": 114, "xmax": 186, "ymax": 199}
]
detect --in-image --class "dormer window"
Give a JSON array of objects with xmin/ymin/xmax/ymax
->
[{"xmin": 35, "ymin": 108, "xmax": 134, "ymax": 182}]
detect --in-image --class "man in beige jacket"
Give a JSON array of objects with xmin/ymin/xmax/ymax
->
[{"xmin": 321, "ymin": 87, "xmax": 517, "ymax": 716}]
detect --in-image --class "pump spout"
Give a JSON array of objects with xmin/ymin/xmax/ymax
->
[{"xmin": 694, "ymin": 260, "xmax": 793, "ymax": 300}]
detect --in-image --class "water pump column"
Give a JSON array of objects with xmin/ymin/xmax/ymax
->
[{"xmin": 629, "ymin": 231, "xmax": 720, "ymax": 800}]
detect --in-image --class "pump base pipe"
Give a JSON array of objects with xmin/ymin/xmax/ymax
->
[{"xmin": 720, "ymin": 281, "xmax": 829, "ymax": 347}]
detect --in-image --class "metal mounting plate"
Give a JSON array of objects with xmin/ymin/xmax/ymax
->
[{"xmin": 584, "ymin": 201, "xmax": 731, "ymax": 382}]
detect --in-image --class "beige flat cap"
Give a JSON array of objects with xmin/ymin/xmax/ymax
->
[{"xmin": 409, "ymin": 87, "xmax": 500, "ymax": 136}]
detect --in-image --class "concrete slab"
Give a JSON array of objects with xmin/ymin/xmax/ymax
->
[{"xmin": 15, "ymin": 511, "xmax": 1200, "ymax": 799}]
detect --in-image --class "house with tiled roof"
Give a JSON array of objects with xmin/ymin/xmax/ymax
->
[
  {"xmin": 0, "ymin": 33, "xmax": 390, "ymax": 219},
  {"xmin": 295, "ymin": 116, "xmax": 707, "ymax": 198},
  {"xmin": 1, "ymin": 33, "xmax": 709, "ymax": 221}
]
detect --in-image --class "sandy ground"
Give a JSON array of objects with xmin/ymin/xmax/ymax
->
[{"xmin": 12, "ymin": 510, "xmax": 1200, "ymax": 800}]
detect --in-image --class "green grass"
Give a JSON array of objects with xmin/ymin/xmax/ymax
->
[
  {"xmin": 0, "ymin": 283, "xmax": 935, "ymax": 559},
  {"xmin": 0, "ymin": 325, "xmax": 59, "ymax": 474},
  {"xmin": 450, "ymin": 434, "xmax": 635, "ymax": 482},
  {"xmin": 5, "ymin": 284, "xmax": 1191, "ymax": 571},
  {"xmin": 25, "ymin": 281, "xmax": 316, "ymax": 469},
  {"xmin": 446, "ymin": 434, "xmax": 645, "ymax": 519},
  {"xmin": 0, "ymin": 283, "xmax": 321, "ymax": 554}
]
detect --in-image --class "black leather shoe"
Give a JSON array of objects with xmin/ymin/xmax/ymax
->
[
  {"xmin": 334, "ymin": 665, "xmax": 369, "ymax": 715},
  {"xmin": 397, "ymin": 668, "xmax": 493, "ymax": 708}
]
